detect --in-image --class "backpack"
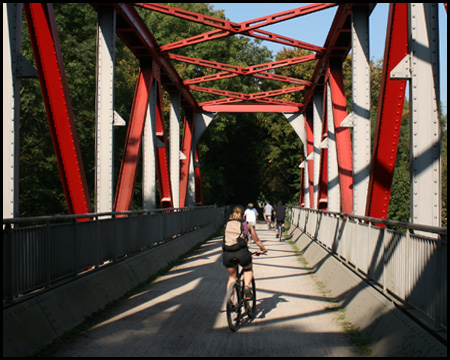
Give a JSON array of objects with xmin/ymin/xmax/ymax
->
[{"xmin": 222, "ymin": 219, "xmax": 248, "ymax": 252}]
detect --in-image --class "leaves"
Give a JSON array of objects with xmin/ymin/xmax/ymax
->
[{"xmin": 17, "ymin": 3, "xmax": 446, "ymax": 225}]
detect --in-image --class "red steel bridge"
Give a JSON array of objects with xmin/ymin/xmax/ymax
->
[
  {"xmin": 3, "ymin": 3, "xmax": 447, "ymax": 227},
  {"xmin": 3, "ymin": 4, "xmax": 448, "ymax": 357}
]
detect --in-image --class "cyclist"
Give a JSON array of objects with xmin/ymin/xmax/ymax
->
[
  {"xmin": 243, "ymin": 203, "xmax": 258, "ymax": 227},
  {"xmin": 274, "ymin": 200, "xmax": 286, "ymax": 238},
  {"xmin": 263, "ymin": 201, "xmax": 274, "ymax": 228},
  {"xmin": 223, "ymin": 205, "xmax": 267, "ymax": 299}
]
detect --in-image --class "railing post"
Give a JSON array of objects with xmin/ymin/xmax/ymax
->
[{"xmin": 4, "ymin": 223, "xmax": 14, "ymax": 303}]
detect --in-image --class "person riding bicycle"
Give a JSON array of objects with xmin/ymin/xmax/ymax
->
[
  {"xmin": 223, "ymin": 205, "xmax": 267, "ymax": 300},
  {"xmin": 263, "ymin": 201, "xmax": 274, "ymax": 228},
  {"xmin": 243, "ymin": 203, "xmax": 258, "ymax": 227},
  {"xmin": 274, "ymin": 200, "xmax": 286, "ymax": 238}
]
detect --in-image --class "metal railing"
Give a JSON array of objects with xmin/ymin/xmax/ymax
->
[
  {"xmin": 290, "ymin": 207, "xmax": 447, "ymax": 330},
  {"xmin": 3, "ymin": 206, "xmax": 227, "ymax": 303}
]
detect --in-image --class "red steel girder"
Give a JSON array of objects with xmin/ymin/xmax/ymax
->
[
  {"xmin": 190, "ymin": 85, "xmax": 305, "ymax": 103},
  {"xmin": 114, "ymin": 66, "xmax": 154, "ymax": 212},
  {"xmin": 186, "ymin": 71, "xmax": 308, "ymax": 87},
  {"xmin": 329, "ymin": 63, "xmax": 353, "ymax": 214},
  {"xmin": 318, "ymin": 84, "xmax": 329, "ymax": 210},
  {"xmin": 106, "ymin": 3, "xmax": 198, "ymax": 111},
  {"xmin": 180, "ymin": 112, "xmax": 195, "ymax": 208},
  {"xmin": 169, "ymin": 53, "xmax": 315, "ymax": 86},
  {"xmin": 114, "ymin": 64, "xmax": 173, "ymax": 211},
  {"xmin": 202, "ymin": 103, "xmax": 302, "ymax": 113},
  {"xmin": 194, "ymin": 147, "xmax": 203, "ymax": 206},
  {"xmin": 365, "ymin": 3, "xmax": 408, "ymax": 220},
  {"xmin": 153, "ymin": 67, "xmax": 173, "ymax": 209},
  {"xmin": 138, "ymin": 3, "xmax": 335, "ymax": 53},
  {"xmin": 200, "ymin": 97, "xmax": 303, "ymax": 108},
  {"xmin": 24, "ymin": 3, "xmax": 92, "ymax": 217},
  {"xmin": 304, "ymin": 112, "xmax": 315, "ymax": 207},
  {"xmin": 303, "ymin": 4, "xmax": 375, "ymax": 111}
]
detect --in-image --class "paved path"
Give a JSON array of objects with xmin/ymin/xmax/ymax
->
[{"xmin": 53, "ymin": 223, "xmax": 362, "ymax": 357}]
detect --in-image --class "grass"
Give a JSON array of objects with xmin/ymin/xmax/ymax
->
[{"xmin": 287, "ymin": 237, "xmax": 374, "ymax": 357}]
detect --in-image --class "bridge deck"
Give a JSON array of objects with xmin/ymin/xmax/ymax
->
[{"xmin": 53, "ymin": 223, "xmax": 364, "ymax": 356}]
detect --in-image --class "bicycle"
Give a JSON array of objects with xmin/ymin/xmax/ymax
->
[
  {"xmin": 225, "ymin": 252, "xmax": 264, "ymax": 332},
  {"xmin": 276, "ymin": 220, "xmax": 285, "ymax": 242}
]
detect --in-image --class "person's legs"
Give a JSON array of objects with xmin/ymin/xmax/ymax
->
[{"xmin": 227, "ymin": 267, "xmax": 237, "ymax": 292}]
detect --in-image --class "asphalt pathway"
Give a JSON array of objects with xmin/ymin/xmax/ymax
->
[{"xmin": 53, "ymin": 223, "xmax": 362, "ymax": 357}]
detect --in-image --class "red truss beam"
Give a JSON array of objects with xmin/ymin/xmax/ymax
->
[
  {"xmin": 329, "ymin": 63, "xmax": 353, "ymax": 214},
  {"xmin": 153, "ymin": 66, "xmax": 173, "ymax": 208},
  {"xmin": 137, "ymin": 3, "xmax": 336, "ymax": 53},
  {"xmin": 194, "ymin": 147, "xmax": 203, "ymax": 205},
  {"xmin": 190, "ymin": 85, "xmax": 305, "ymax": 103},
  {"xmin": 303, "ymin": 4, "xmax": 375, "ymax": 111},
  {"xmin": 185, "ymin": 71, "xmax": 308, "ymax": 87},
  {"xmin": 24, "ymin": 3, "xmax": 92, "ymax": 217},
  {"xmin": 365, "ymin": 3, "xmax": 408, "ymax": 220},
  {"xmin": 104, "ymin": 3, "xmax": 198, "ymax": 111},
  {"xmin": 180, "ymin": 112, "xmax": 195, "ymax": 208},
  {"xmin": 114, "ymin": 66, "xmax": 154, "ymax": 212},
  {"xmin": 169, "ymin": 53, "xmax": 315, "ymax": 86},
  {"xmin": 202, "ymin": 103, "xmax": 302, "ymax": 113}
]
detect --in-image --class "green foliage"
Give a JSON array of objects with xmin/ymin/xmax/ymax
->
[{"xmin": 17, "ymin": 3, "xmax": 446, "ymax": 225}]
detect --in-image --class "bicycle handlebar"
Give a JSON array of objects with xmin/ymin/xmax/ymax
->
[{"xmin": 251, "ymin": 251, "xmax": 268, "ymax": 256}]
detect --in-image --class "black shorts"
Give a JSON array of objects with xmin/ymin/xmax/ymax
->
[{"xmin": 222, "ymin": 247, "xmax": 252, "ymax": 269}]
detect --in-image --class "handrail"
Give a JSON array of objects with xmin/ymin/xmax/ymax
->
[
  {"xmin": 302, "ymin": 207, "xmax": 447, "ymax": 237},
  {"xmin": 290, "ymin": 206, "xmax": 447, "ymax": 330},
  {"xmin": 3, "ymin": 206, "xmax": 216, "ymax": 226}
]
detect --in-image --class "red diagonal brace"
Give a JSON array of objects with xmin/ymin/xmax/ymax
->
[
  {"xmin": 114, "ymin": 66, "xmax": 154, "ymax": 212},
  {"xmin": 169, "ymin": 53, "xmax": 316, "ymax": 86},
  {"xmin": 157, "ymin": 3, "xmax": 336, "ymax": 52},
  {"xmin": 153, "ymin": 68, "xmax": 173, "ymax": 209},
  {"xmin": 365, "ymin": 3, "xmax": 408, "ymax": 220},
  {"xmin": 329, "ymin": 63, "xmax": 353, "ymax": 214},
  {"xmin": 180, "ymin": 112, "xmax": 195, "ymax": 207},
  {"xmin": 24, "ymin": 3, "xmax": 92, "ymax": 217}
]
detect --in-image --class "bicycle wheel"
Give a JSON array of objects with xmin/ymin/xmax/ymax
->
[
  {"xmin": 245, "ymin": 278, "xmax": 257, "ymax": 319},
  {"xmin": 226, "ymin": 282, "xmax": 242, "ymax": 332},
  {"xmin": 279, "ymin": 226, "xmax": 283, "ymax": 241}
]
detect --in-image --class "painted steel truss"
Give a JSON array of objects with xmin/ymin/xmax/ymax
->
[{"xmin": 3, "ymin": 3, "xmax": 445, "ymax": 229}]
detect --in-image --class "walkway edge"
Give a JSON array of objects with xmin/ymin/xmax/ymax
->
[
  {"xmin": 289, "ymin": 226, "xmax": 447, "ymax": 357},
  {"xmin": 3, "ymin": 224, "xmax": 217, "ymax": 357}
]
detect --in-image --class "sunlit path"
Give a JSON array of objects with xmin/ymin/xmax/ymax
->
[{"xmin": 52, "ymin": 223, "xmax": 362, "ymax": 357}]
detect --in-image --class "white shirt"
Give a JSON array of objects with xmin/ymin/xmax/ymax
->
[
  {"xmin": 244, "ymin": 208, "xmax": 257, "ymax": 225},
  {"xmin": 264, "ymin": 204, "xmax": 273, "ymax": 215}
]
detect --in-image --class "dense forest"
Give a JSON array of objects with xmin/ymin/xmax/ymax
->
[{"xmin": 18, "ymin": 4, "xmax": 447, "ymax": 226}]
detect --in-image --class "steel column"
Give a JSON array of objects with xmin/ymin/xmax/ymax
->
[
  {"xmin": 95, "ymin": 7, "xmax": 116, "ymax": 214},
  {"xmin": 194, "ymin": 148, "xmax": 203, "ymax": 205},
  {"xmin": 408, "ymin": 3, "xmax": 441, "ymax": 228},
  {"xmin": 366, "ymin": 3, "xmax": 408, "ymax": 220},
  {"xmin": 24, "ymin": 3, "xmax": 92, "ymax": 216},
  {"xmin": 170, "ymin": 92, "xmax": 181, "ymax": 208},
  {"xmin": 3, "ymin": 4, "xmax": 22, "ymax": 219},
  {"xmin": 326, "ymin": 83, "xmax": 340, "ymax": 212},
  {"xmin": 142, "ymin": 79, "xmax": 158, "ymax": 210},
  {"xmin": 351, "ymin": 7, "xmax": 371, "ymax": 216},
  {"xmin": 313, "ymin": 93, "xmax": 324, "ymax": 208},
  {"xmin": 284, "ymin": 112, "xmax": 310, "ymax": 208},
  {"xmin": 329, "ymin": 63, "xmax": 353, "ymax": 214}
]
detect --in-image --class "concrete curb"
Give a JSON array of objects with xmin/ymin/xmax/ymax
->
[
  {"xmin": 3, "ymin": 224, "xmax": 217, "ymax": 357},
  {"xmin": 288, "ymin": 226, "xmax": 447, "ymax": 357}
]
